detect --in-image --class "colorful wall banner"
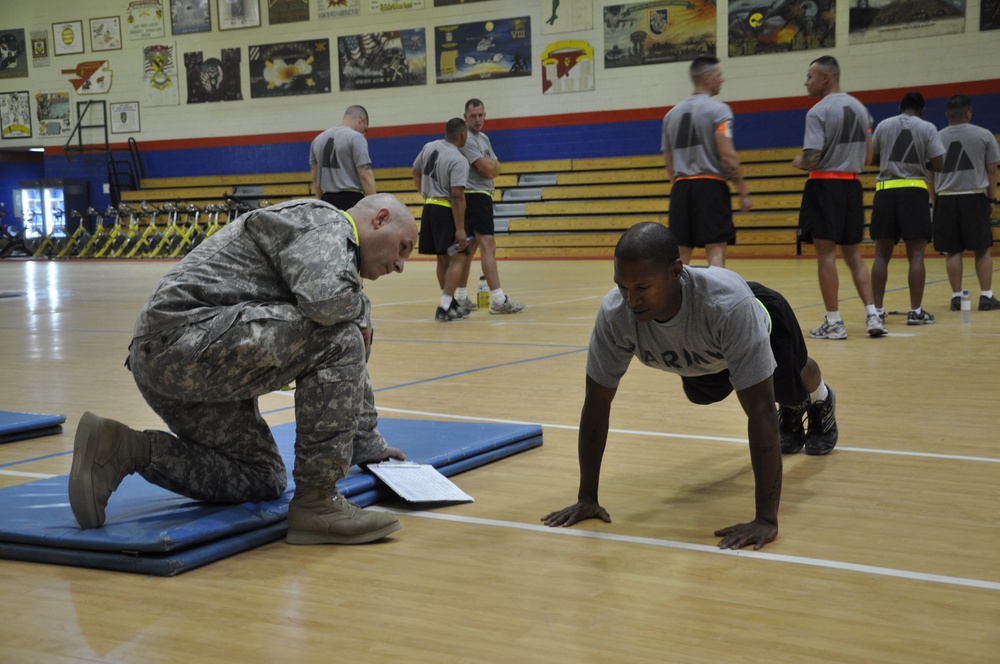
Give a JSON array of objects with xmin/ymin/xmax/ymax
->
[
  {"xmin": 249, "ymin": 39, "xmax": 332, "ymax": 98},
  {"xmin": 541, "ymin": 40, "xmax": 594, "ymax": 94},
  {"xmin": 435, "ymin": 17, "xmax": 532, "ymax": 84},
  {"xmin": 170, "ymin": 0, "xmax": 211, "ymax": 34},
  {"xmin": 52, "ymin": 21, "xmax": 85, "ymax": 56},
  {"xmin": 729, "ymin": 0, "xmax": 835, "ymax": 56},
  {"xmin": 603, "ymin": 1, "xmax": 717, "ymax": 68},
  {"xmin": 338, "ymin": 29, "xmax": 427, "ymax": 91},
  {"xmin": 219, "ymin": 0, "xmax": 262, "ymax": 30},
  {"xmin": 144, "ymin": 43, "xmax": 180, "ymax": 106},
  {"xmin": 127, "ymin": 0, "xmax": 166, "ymax": 40},
  {"xmin": 30, "ymin": 30, "xmax": 49, "ymax": 68},
  {"xmin": 318, "ymin": 0, "xmax": 361, "ymax": 19},
  {"xmin": 35, "ymin": 92, "xmax": 71, "ymax": 136},
  {"xmin": 62, "ymin": 60, "xmax": 113, "ymax": 94},
  {"xmin": 185, "ymin": 48, "xmax": 243, "ymax": 102},
  {"xmin": 268, "ymin": 0, "xmax": 310, "ymax": 24},
  {"xmin": 849, "ymin": 0, "xmax": 964, "ymax": 44},
  {"xmin": 0, "ymin": 29, "xmax": 29, "ymax": 79},
  {"xmin": 0, "ymin": 91, "xmax": 32, "ymax": 139},
  {"xmin": 90, "ymin": 17, "xmax": 123, "ymax": 52}
]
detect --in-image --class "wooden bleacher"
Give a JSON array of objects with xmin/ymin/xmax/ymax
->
[
  {"xmin": 496, "ymin": 148, "xmax": 825, "ymax": 258},
  {"xmin": 117, "ymin": 146, "xmax": 999, "ymax": 260}
]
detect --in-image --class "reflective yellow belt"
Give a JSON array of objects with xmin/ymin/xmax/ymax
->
[
  {"xmin": 425, "ymin": 197, "xmax": 452, "ymax": 208},
  {"xmin": 876, "ymin": 179, "xmax": 927, "ymax": 191}
]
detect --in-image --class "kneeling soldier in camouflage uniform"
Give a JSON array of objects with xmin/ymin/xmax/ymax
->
[{"xmin": 69, "ymin": 194, "xmax": 419, "ymax": 545}]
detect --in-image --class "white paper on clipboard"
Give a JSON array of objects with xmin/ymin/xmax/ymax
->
[{"xmin": 368, "ymin": 459, "xmax": 474, "ymax": 503}]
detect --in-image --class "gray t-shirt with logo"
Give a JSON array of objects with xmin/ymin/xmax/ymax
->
[
  {"xmin": 309, "ymin": 126, "xmax": 371, "ymax": 193},
  {"xmin": 872, "ymin": 113, "xmax": 945, "ymax": 182},
  {"xmin": 803, "ymin": 92, "xmax": 872, "ymax": 174},
  {"xmin": 934, "ymin": 123, "xmax": 1000, "ymax": 192},
  {"xmin": 661, "ymin": 93, "xmax": 732, "ymax": 178},
  {"xmin": 586, "ymin": 266, "xmax": 776, "ymax": 392},
  {"xmin": 413, "ymin": 139, "xmax": 468, "ymax": 200}
]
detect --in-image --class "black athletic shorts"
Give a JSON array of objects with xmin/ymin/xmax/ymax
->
[
  {"xmin": 668, "ymin": 178, "xmax": 735, "ymax": 247},
  {"xmin": 798, "ymin": 179, "xmax": 864, "ymax": 245},
  {"xmin": 870, "ymin": 187, "xmax": 932, "ymax": 243},
  {"xmin": 932, "ymin": 193, "xmax": 994, "ymax": 254},
  {"xmin": 465, "ymin": 192, "xmax": 495, "ymax": 236},
  {"xmin": 418, "ymin": 203, "xmax": 459, "ymax": 255},
  {"xmin": 321, "ymin": 191, "xmax": 365, "ymax": 211},
  {"xmin": 681, "ymin": 281, "xmax": 810, "ymax": 410}
]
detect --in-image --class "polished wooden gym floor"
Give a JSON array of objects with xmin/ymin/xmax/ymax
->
[{"xmin": 1, "ymin": 253, "xmax": 998, "ymax": 663}]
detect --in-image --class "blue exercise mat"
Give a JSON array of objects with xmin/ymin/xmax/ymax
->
[
  {"xmin": 0, "ymin": 418, "xmax": 542, "ymax": 576},
  {"xmin": 0, "ymin": 410, "xmax": 66, "ymax": 444}
]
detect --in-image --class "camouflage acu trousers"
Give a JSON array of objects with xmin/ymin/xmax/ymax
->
[{"xmin": 129, "ymin": 302, "xmax": 386, "ymax": 503}]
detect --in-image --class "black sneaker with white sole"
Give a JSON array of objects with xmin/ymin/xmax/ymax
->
[
  {"xmin": 805, "ymin": 387, "xmax": 838, "ymax": 455},
  {"xmin": 778, "ymin": 404, "xmax": 808, "ymax": 454},
  {"xmin": 435, "ymin": 306, "xmax": 464, "ymax": 322}
]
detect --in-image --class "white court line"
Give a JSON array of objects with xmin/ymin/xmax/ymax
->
[
  {"xmin": 374, "ymin": 406, "xmax": 1000, "ymax": 464},
  {"xmin": 5, "ymin": 405, "xmax": 992, "ymax": 590},
  {"xmin": 0, "ymin": 469, "xmax": 53, "ymax": 479},
  {"xmin": 372, "ymin": 508, "xmax": 1000, "ymax": 592}
]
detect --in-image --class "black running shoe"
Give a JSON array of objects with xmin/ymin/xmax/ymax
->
[
  {"xmin": 778, "ymin": 404, "xmax": 807, "ymax": 454},
  {"xmin": 951, "ymin": 296, "xmax": 961, "ymax": 311},
  {"xmin": 435, "ymin": 306, "xmax": 464, "ymax": 322},
  {"xmin": 979, "ymin": 295, "xmax": 1000, "ymax": 311},
  {"xmin": 805, "ymin": 387, "xmax": 838, "ymax": 455}
]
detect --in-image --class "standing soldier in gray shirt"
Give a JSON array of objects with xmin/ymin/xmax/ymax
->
[
  {"xmin": 310, "ymin": 105, "xmax": 376, "ymax": 210},
  {"xmin": 931, "ymin": 94, "xmax": 1000, "ymax": 311},
  {"xmin": 68, "ymin": 195, "xmax": 419, "ymax": 546},
  {"xmin": 455, "ymin": 98, "xmax": 525, "ymax": 315},
  {"xmin": 662, "ymin": 55, "xmax": 752, "ymax": 268},
  {"xmin": 792, "ymin": 55, "xmax": 886, "ymax": 340},
  {"xmin": 869, "ymin": 92, "xmax": 946, "ymax": 325},
  {"xmin": 413, "ymin": 118, "xmax": 472, "ymax": 321}
]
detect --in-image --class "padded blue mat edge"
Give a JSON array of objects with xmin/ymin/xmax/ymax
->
[
  {"xmin": 0, "ymin": 418, "xmax": 542, "ymax": 576},
  {"xmin": 0, "ymin": 410, "xmax": 66, "ymax": 444}
]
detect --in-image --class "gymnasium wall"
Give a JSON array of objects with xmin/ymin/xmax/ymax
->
[{"xmin": 2, "ymin": 0, "xmax": 999, "ymax": 213}]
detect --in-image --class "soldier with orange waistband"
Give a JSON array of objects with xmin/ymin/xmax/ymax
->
[
  {"xmin": 792, "ymin": 55, "xmax": 886, "ymax": 340},
  {"xmin": 661, "ymin": 55, "xmax": 752, "ymax": 269}
]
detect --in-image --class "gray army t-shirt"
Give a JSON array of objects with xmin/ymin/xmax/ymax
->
[
  {"xmin": 935, "ymin": 123, "xmax": 1000, "ymax": 192},
  {"xmin": 803, "ymin": 92, "xmax": 872, "ymax": 173},
  {"xmin": 309, "ymin": 126, "xmax": 371, "ymax": 193},
  {"xmin": 586, "ymin": 266, "xmax": 776, "ymax": 392},
  {"xmin": 661, "ymin": 93, "xmax": 732, "ymax": 178},
  {"xmin": 413, "ymin": 139, "xmax": 468, "ymax": 200},
  {"xmin": 872, "ymin": 114, "xmax": 945, "ymax": 182}
]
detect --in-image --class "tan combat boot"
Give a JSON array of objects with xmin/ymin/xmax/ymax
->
[
  {"xmin": 286, "ymin": 487, "xmax": 401, "ymax": 545},
  {"xmin": 68, "ymin": 411, "xmax": 151, "ymax": 529}
]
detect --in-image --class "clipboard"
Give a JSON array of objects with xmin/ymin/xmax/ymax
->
[{"xmin": 368, "ymin": 459, "xmax": 474, "ymax": 503}]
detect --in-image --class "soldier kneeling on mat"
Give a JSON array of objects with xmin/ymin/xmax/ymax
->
[
  {"xmin": 542, "ymin": 222, "xmax": 838, "ymax": 551},
  {"xmin": 69, "ymin": 194, "xmax": 418, "ymax": 545}
]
